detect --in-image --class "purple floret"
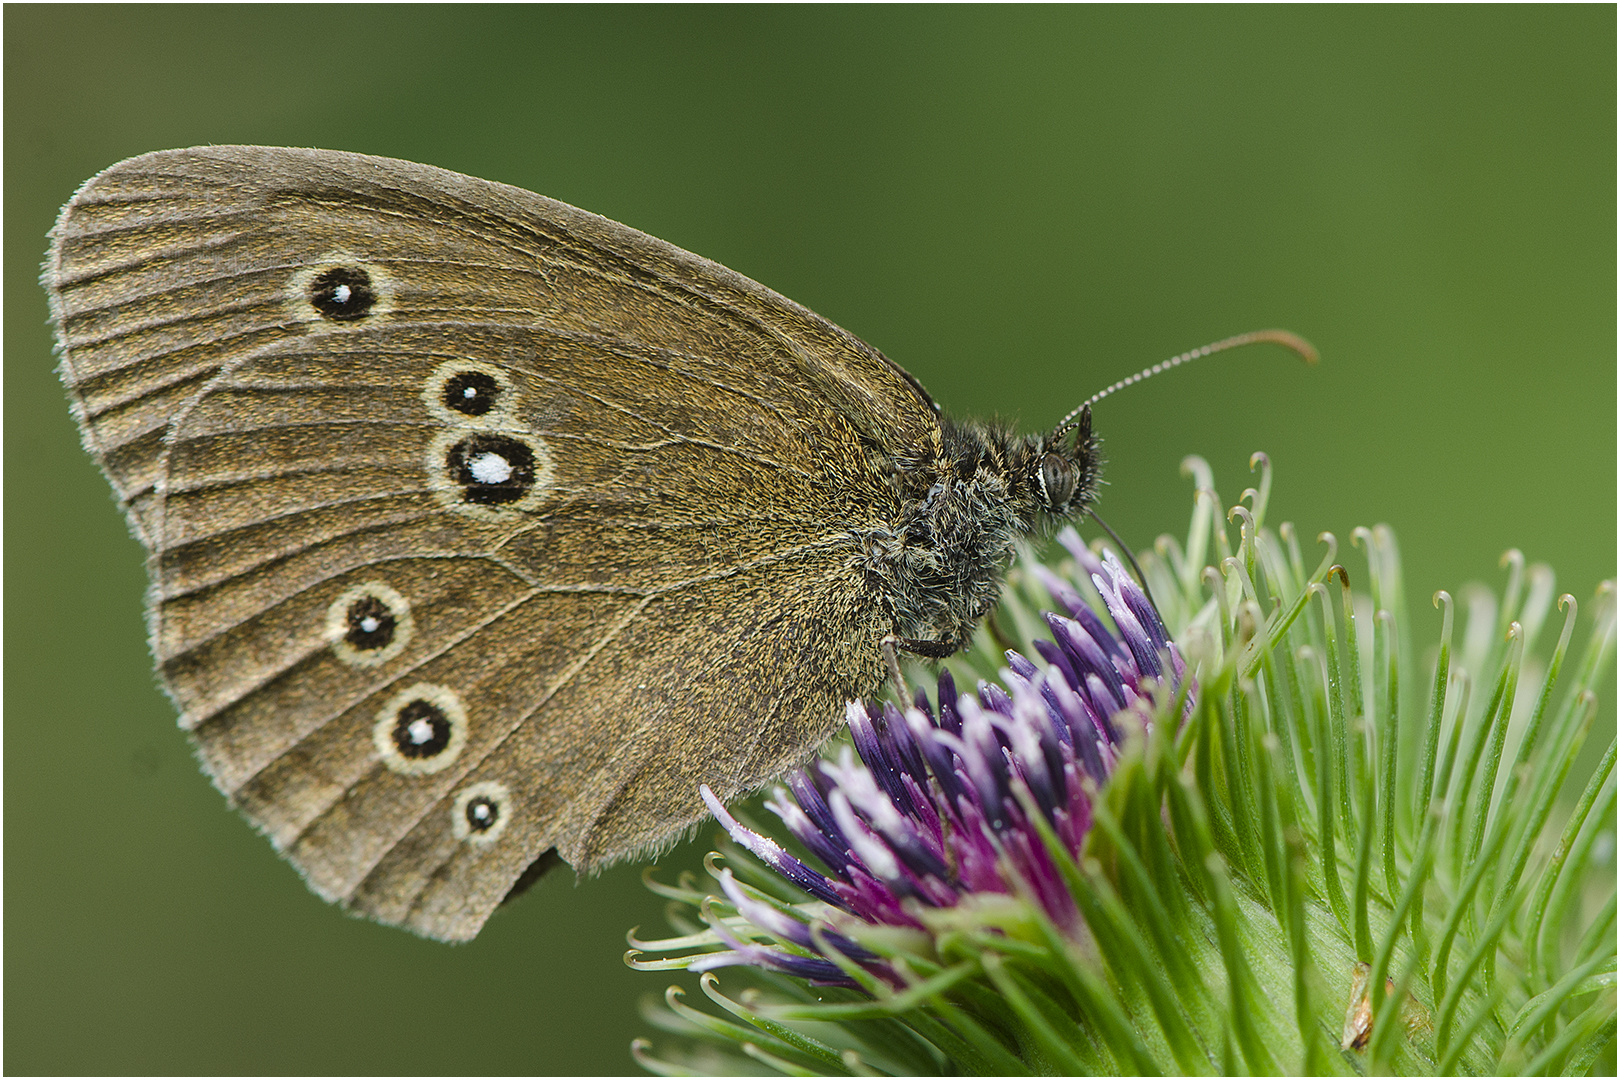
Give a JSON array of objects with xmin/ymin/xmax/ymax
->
[{"xmin": 699, "ymin": 533, "xmax": 1195, "ymax": 974}]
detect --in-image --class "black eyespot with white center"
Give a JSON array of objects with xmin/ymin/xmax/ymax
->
[
  {"xmin": 392, "ymin": 699, "xmax": 451, "ymax": 759},
  {"xmin": 308, "ymin": 266, "xmax": 377, "ymax": 321},
  {"xmin": 445, "ymin": 433, "xmax": 537, "ymax": 506},
  {"xmin": 345, "ymin": 595, "xmax": 396, "ymax": 651},
  {"xmin": 466, "ymin": 796, "xmax": 498, "ymax": 831},
  {"xmin": 422, "ymin": 360, "xmax": 518, "ymax": 427},
  {"xmin": 327, "ymin": 581, "xmax": 413, "ymax": 668},
  {"xmin": 442, "ymin": 370, "xmax": 501, "ymax": 417},
  {"xmin": 453, "ymin": 781, "xmax": 512, "ymax": 845},
  {"xmin": 373, "ymin": 683, "xmax": 467, "ymax": 775},
  {"xmin": 427, "ymin": 427, "xmax": 551, "ymax": 518}
]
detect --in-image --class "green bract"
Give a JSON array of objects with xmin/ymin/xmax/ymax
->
[{"xmin": 630, "ymin": 456, "xmax": 1617, "ymax": 1076}]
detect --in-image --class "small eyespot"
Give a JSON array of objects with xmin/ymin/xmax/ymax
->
[
  {"xmin": 452, "ymin": 781, "xmax": 512, "ymax": 845},
  {"xmin": 291, "ymin": 258, "xmax": 393, "ymax": 325},
  {"xmin": 326, "ymin": 582, "xmax": 413, "ymax": 668},
  {"xmin": 308, "ymin": 267, "xmax": 377, "ymax": 321},
  {"xmin": 373, "ymin": 684, "xmax": 468, "ymax": 775},
  {"xmin": 423, "ymin": 359, "xmax": 519, "ymax": 427},
  {"xmin": 444, "ymin": 371, "xmax": 500, "ymax": 416}
]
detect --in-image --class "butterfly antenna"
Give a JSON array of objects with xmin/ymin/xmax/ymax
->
[{"xmin": 1051, "ymin": 328, "xmax": 1317, "ymax": 439}]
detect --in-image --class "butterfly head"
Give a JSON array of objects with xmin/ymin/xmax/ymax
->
[{"xmin": 1033, "ymin": 403, "xmax": 1102, "ymax": 519}]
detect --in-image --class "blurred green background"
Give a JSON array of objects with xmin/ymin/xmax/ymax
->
[{"xmin": 6, "ymin": 7, "xmax": 1613, "ymax": 1075}]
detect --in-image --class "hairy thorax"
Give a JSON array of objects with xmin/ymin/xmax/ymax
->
[{"xmin": 858, "ymin": 419, "xmax": 1057, "ymax": 652}]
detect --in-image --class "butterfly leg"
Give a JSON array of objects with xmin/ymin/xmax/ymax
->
[
  {"xmin": 879, "ymin": 636, "xmax": 911, "ymax": 701},
  {"xmin": 881, "ymin": 633, "xmax": 959, "ymax": 703}
]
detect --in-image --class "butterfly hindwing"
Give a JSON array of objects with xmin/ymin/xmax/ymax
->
[{"xmin": 49, "ymin": 146, "xmax": 938, "ymax": 939}]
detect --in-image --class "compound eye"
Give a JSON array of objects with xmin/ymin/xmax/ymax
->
[{"xmin": 1039, "ymin": 452, "xmax": 1078, "ymax": 510}]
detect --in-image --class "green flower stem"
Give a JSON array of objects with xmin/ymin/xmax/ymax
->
[
  {"xmin": 1255, "ymin": 702, "xmax": 1290, "ymax": 920},
  {"xmin": 1427, "ymin": 672, "xmax": 1472, "ymax": 876},
  {"xmin": 1416, "ymin": 592, "xmax": 1455, "ymax": 823},
  {"xmin": 1565, "ymin": 585, "xmax": 1619, "ymax": 703},
  {"xmin": 1369, "ymin": 940, "xmax": 1430, "ymax": 1071},
  {"xmin": 1225, "ymin": 616, "xmax": 1266, "ymax": 883},
  {"xmin": 980, "ymin": 953, "xmax": 1094, "ymax": 1075},
  {"xmin": 1571, "ymin": 897, "xmax": 1617, "ymax": 971},
  {"xmin": 1351, "ymin": 714, "xmax": 1379, "ymax": 959},
  {"xmin": 1463, "ymin": 627, "xmax": 1527, "ymax": 885},
  {"xmin": 1377, "ymin": 610, "xmax": 1402, "ymax": 904},
  {"xmin": 1406, "ymin": 597, "xmax": 1455, "ymax": 959},
  {"xmin": 1434, "ymin": 845, "xmax": 1501, "ymax": 1011},
  {"xmin": 1488, "ymin": 688, "xmax": 1598, "ymax": 936},
  {"xmin": 759, "ymin": 963, "xmax": 977, "ymax": 1023},
  {"xmin": 1511, "ymin": 588, "xmax": 1617, "ymax": 904},
  {"xmin": 1492, "ymin": 552, "xmax": 1527, "ymax": 660},
  {"xmin": 1435, "ymin": 978, "xmax": 1506, "ymax": 1075},
  {"xmin": 664, "ymin": 984, "xmax": 825, "ymax": 1068},
  {"xmin": 1367, "ymin": 807, "xmax": 1438, "ymax": 1048},
  {"xmin": 1438, "ymin": 897, "xmax": 1518, "ymax": 1059},
  {"xmin": 1337, "ymin": 569, "xmax": 1371, "ymax": 835},
  {"xmin": 1524, "ymin": 739, "xmax": 1616, "ymax": 978},
  {"xmin": 1301, "ymin": 615, "xmax": 1353, "ymax": 935},
  {"xmin": 1521, "ymin": 990, "xmax": 1618, "ymax": 1076},
  {"xmin": 1131, "ymin": 761, "xmax": 1213, "ymax": 983},
  {"xmin": 1497, "ymin": 950, "xmax": 1616, "ymax": 1067},
  {"xmin": 1259, "ymin": 629, "xmax": 1309, "ymax": 836},
  {"xmin": 1493, "ymin": 597, "xmax": 1580, "ymax": 838},
  {"xmin": 1539, "ymin": 765, "xmax": 1617, "ymax": 965},
  {"xmin": 906, "ymin": 996, "xmax": 1021, "ymax": 1076},
  {"xmin": 1444, "ymin": 627, "xmax": 1518, "ymax": 886},
  {"xmin": 1194, "ymin": 669, "xmax": 1244, "ymax": 882},
  {"xmin": 1320, "ymin": 572, "xmax": 1360, "ymax": 860},
  {"xmin": 631, "ymin": 1038, "xmax": 699, "ymax": 1077},
  {"xmin": 1084, "ymin": 863, "xmax": 1209, "ymax": 1071},
  {"xmin": 1203, "ymin": 851, "xmax": 1282, "ymax": 1075},
  {"xmin": 1020, "ymin": 777, "xmax": 1210, "ymax": 1072},
  {"xmin": 741, "ymin": 1040, "xmax": 823, "ymax": 1076},
  {"xmin": 1284, "ymin": 827, "xmax": 1332, "ymax": 1075},
  {"xmin": 698, "ymin": 974, "xmax": 850, "ymax": 1072}
]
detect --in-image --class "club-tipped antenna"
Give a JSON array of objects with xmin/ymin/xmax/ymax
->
[{"xmin": 1052, "ymin": 328, "xmax": 1317, "ymax": 438}]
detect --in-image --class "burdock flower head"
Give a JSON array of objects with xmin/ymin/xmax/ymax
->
[
  {"xmin": 695, "ymin": 532, "xmax": 1189, "ymax": 979},
  {"xmin": 631, "ymin": 458, "xmax": 1616, "ymax": 1077}
]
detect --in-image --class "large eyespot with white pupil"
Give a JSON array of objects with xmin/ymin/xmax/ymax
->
[
  {"xmin": 427, "ymin": 429, "xmax": 553, "ymax": 518},
  {"xmin": 290, "ymin": 258, "xmax": 395, "ymax": 325},
  {"xmin": 452, "ymin": 781, "xmax": 512, "ymax": 845},
  {"xmin": 373, "ymin": 683, "xmax": 468, "ymax": 775},
  {"xmin": 448, "ymin": 434, "xmax": 534, "ymax": 504},
  {"xmin": 326, "ymin": 581, "xmax": 414, "ymax": 668},
  {"xmin": 422, "ymin": 359, "xmax": 519, "ymax": 427}
]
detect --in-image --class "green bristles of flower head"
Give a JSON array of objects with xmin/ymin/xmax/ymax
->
[{"xmin": 630, "ymin": 455, "xmax": 1617, "ymax": 1076}]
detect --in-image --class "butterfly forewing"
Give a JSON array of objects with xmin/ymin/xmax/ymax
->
[{"xmin": 48, "ymin": 146, "xmax": 939, "ymax": 940}]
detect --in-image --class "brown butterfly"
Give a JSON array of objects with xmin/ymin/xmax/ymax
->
[{"xmin": 46, "ymin": 146, "xmax": 1113, "ymax": 941}]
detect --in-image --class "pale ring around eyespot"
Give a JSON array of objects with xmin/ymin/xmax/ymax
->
[
  {"xmin": 426, "ymin": 427, "xmax": 555, "ymax": 520},
  {"xmin": 287, "ymin": 255, "xmax": 397, "ymax": 326},
  {"xmin": 326, "ymin": 581, "xmax": 414, "ymax": 668},
  {"xmin": 422, "ymin": 358, "xmax": 521, "ymax": 428},
  {"xmin": 372, "ymin": 683, "xmax": 468, "ymax": 776},
  {"xmin": 452, "ymin": 780, "xmax": 513, "ymax": 845}
]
